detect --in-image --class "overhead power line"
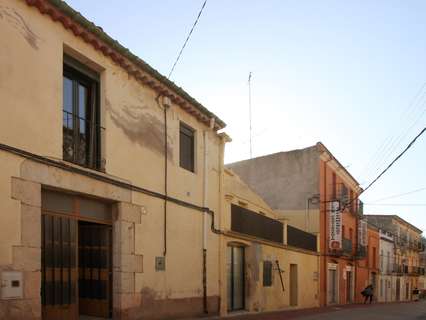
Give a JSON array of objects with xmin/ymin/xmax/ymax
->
[
  {"xmin": 366, "ymin": 186, "xmax": 426, "ymax": 203},
  {"xmin": 364, "ymin": 203, "xmax": 426, "ymax": 207},
  {"xmin": 342, "ymin": 125, "xmax": 426, "ymax": 211},
  {"xmin": 360, "ymin": 82, "xmax": 426, "ymax": 182},
  {"xmin": 361, "ymin": 126, "xmax": 426, "ymax": 196},
  {"xmin": 168, "ymin": 0, "xmax": 208, "ymax": 79}
]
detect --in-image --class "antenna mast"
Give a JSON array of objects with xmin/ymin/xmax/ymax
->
[{"xmin": 248, "ymin": 72, "xmax": 253, "ymax": 158}]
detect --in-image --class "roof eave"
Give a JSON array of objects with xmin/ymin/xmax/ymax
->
[{"xmin": 26, "ymin": 0, "xmax": 226, "ymax": 130}]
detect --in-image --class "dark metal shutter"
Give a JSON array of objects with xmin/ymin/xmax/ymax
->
[{"xmin": 231, "ymin": 204, "xmax": 283, "ymax": 243}]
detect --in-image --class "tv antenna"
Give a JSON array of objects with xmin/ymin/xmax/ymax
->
[{"xmin": 248, "ymin": 72, "xmax": 253, "ymax": 158}]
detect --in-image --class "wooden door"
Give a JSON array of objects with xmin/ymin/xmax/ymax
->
[
  {"xmin": 41, "ymin": 214, "xmax": 78, "ymax": 320},
  {"xmin": 290, "ymin": 264, "xmax": 298, "ymax": 306},
  {"xmin": 346, "ymin": 271, "xmax": 353, "ymax": 303},
  {"xmin": 327, "ymin": 269, "xmax": 338, "ymax": 304},
  {"xmin": 396, "ymin": 278, "xmax": 401, "ymax": 301},
  {"xmin": 78, "ymin": 223, "xmax": 112, "ymax": 318}
]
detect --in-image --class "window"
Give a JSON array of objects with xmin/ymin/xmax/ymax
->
[
  {"xmin": 179, "ymin": 122, "xmax": 195, "ymax": 172},
  {"xmin": 387, "ymin": 251, "xmax": 390, "ymax": 273},
  {"xmin": 63, "ymin": 56, "xmax": 101, "ymax": 169},
  {"xmin": 332, "ymin": 173, "xmax": 337, "ymax": 198},
  {"xmin": 373, "ymin": 247, "xmax": 377, "ymax": 268},
  {"xmin": 263, "ymin": 261, "xmax": 272, "ymax": 287},
  {"xmin": 340, "ymin": 184, "xmax": 348, "ymax": 203}
]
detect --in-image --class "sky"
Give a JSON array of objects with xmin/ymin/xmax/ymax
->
[{"xmin": 66, "ymin": 0, "xmax": 426, "ymax": 233}]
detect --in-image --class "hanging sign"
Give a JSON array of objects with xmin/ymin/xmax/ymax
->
[
  {"xmin": 358, "ymin": 219, "xmax": 368, "ymax": 247},
  {"xmin": 329, "ymin": 200, "xmax": 342, "ymax": 250}
]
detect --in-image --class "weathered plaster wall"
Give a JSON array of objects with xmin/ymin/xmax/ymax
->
[
  {"xmin": 226, "ymin": 146, "xmax": 320, "ymax": 213},
  {"xmin": 0, "ymin": 152, "xmax": 23, "ymax": 266},
  {"xmin": 220, "ymin": 171, "xmax": 319, "ymax": 315},
  {"xmin": 0, "ymin": 0, "xmax": 223, "ymax": 319}
]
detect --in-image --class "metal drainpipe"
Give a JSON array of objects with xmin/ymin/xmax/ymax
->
[
  {"xmin": 202, "ymin": 117, "xmax": 215, "ymax": 314},
  {"xmin": 163, "ymin": 100, "xmax": 168, "ymax": 257},
  {"xmin": 155, "ymin": 94, "xmax": 168, "ymax": 257}
]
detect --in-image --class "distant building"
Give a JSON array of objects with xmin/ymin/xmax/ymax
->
[
  {"xmin": 227, "ymin": 143, "xmax": 364, "ymax": 306},
  {"xmin": 377, "ymin": 230, "xmax": 395, "ymax": 302},
  {"xmin": 419, "ymin": 239, "xmax": 426, "ymax": 293},
  {"xmin": 366, "ymin": 215, "xmax": 424, "ymax": 301},
  {"xmin": 354, "ymin": 224, "xmax": 380, "ymax": 303}
]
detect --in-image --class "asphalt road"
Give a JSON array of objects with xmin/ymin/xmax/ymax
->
[
  {"xmin": 298, "ymin": 301, "xmax": 426, "ymax": 320},
  {"xmin": 203, "ymin": 301, "xmax": 426, "ymax": 320}
]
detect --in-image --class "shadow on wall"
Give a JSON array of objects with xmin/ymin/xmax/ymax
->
[
  {"xmin": 0, "ymin": 5, "xmax": 41, "ymax": 50},
  {"xmin": 106, "ymin": 99, "xmax": 174, "ymax": 159}
]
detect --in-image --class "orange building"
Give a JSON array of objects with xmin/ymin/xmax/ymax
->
[
  {"xmin": 354, "ymin": 225, "xmax": 380, "ymax": 303},
  {"xmin": 318, "ymin": 146, "xmax": 363, "ymax": 306}
]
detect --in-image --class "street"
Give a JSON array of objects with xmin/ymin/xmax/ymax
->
[
  {"xmin": 300, "ymin": 301, "xmax": 426, "ymax": 320},
  {"xmin": 215, "ymin": 301, "xmax": 426, "ymax": 320}
]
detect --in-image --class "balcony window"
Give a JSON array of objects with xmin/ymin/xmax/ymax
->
[{"xmin": 63, "ymin": 56, "xmax": 102, "ymax": 170}]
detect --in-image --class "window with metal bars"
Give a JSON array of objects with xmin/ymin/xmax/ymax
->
[{"xmin": 63, "ymin": 56, "xmax": 102, "ymax": 170}]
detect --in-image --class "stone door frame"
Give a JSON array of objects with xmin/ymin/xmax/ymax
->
[{"xmin": 7, "ymin": 159, "xmax": 144, "ymax": 319}]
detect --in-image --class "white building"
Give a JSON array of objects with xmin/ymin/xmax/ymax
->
[{"xmin": 378, "ymin": 230, "xmax": 395, "ymax": 302}]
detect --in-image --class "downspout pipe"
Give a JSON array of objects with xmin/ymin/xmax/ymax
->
[
  {"xmin": 156, "ymin": 94, "xmax": 170, "ymax": 257},
  {"xmin": 202, "ymin": 117, "xmax": 216, "ymax": 314}
]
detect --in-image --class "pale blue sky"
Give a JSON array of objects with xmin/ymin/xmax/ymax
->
[{"xmin": 67, "ymin": 0, "xmax": 426, "ymax": 232}]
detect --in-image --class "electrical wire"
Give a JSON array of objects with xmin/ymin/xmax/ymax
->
[
  {"xmin": 367, "ymin": 100, "xmax": 426, "ymax": 182},
  {"xmin": 360, "ymin": 82, "xmax": 426, "ymax": 181},
  {"xmin": 361, "ymin": 126, "xmax": 426, "ymax": 196},
  {"xmin": 167, "ymin": 0, "xmax": 207, "ymax": 79},
  {"xmin": 362, "ymin": 83, "xmax": 426, "ymax": 179},
  {"xmin": 366, "ymin": 186, "xmax": 426, "ymax": 203},
  {"xmin": 364, "ymin": 203, "xmax": 426, "ymax": 207},
  {"xmin": 342, "ymin": 125, "xmax": 426, "ymax": 212}
]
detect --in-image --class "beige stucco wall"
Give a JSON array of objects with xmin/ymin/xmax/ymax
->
[
  {"xmin": 220, "ymin": 171, "xmax": 319, "ymax": 315},
  {"xmin": 0, "ymin": 1, "xmax": 224, "ymax": 319},
  {"xmin": 0, "ymin": 153, "xmax": 23, "ymax": 265},
  {"xmin": 226, "ymin": 146, "xmax": 320, "ymax": 213},
  {"xmin": 277, "ymin": 209, "xmax": 320, "ymax": 234}
]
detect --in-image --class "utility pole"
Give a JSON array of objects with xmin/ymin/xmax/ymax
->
[{"xmin": 248, "ymin": 72, "xmax": 253, "ymax": 158}]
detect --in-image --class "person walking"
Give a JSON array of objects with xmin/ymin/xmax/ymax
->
[
  {"xmin": 413, "ymin": 287, "xmax": 419, "ymax": 301},
  {"xmin": 362, "ymin": 284, "xmax": 374, "ymax": 304}
]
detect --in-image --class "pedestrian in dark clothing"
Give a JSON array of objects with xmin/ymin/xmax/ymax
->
[
  {"xmin": 413, "ymin": 287, "xmax": 420, "ymax": 301},
  {"xmin": 362, "ymin": 284, "xmax": 374, "ymax": 304}
]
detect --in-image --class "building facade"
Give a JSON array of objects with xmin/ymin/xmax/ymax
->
[
  {"xmin": 366, "ymin": 215, "xmax": 424, "ymax": 302},
  {"xmin": 419, "ymin": 244, "xmax": 426, "ymax": 295},
  {"xmin": 0, "ymin": 0, "xmax": 228, "ymax": 319},
  {"xmin": 377, "ymin": 230, "xmax": 395, "ymax": 302},
  {"xmin": 226, "ymin": 143, "xmax": 364, "ymax": 307},
  {"xmin": 354, "ymin": 225, "xmax": 380, "ymax": 303},
  {"xmin": 220, "ymin": 170, "xmax": 320, "ymax": 315}
]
